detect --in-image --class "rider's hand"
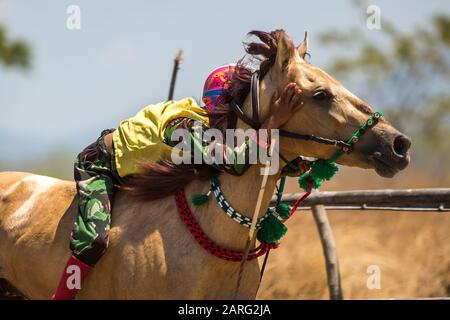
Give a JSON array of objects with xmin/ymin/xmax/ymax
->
[{"xmin": 262, "ymin": 83, "xmax": 303, "ymax": 130}]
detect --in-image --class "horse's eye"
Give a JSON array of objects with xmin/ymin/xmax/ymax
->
[{"xmin": 313, "ymin": 90, "xmax": 330, "ymax": 101}]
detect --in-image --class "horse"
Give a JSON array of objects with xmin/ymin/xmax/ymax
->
[{"xmin": 0, "ymin": 30, "xmax": 411, "ymax": 299}]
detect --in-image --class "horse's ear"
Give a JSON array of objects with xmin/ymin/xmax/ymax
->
[
  {"xmin": 297, "ymin": 32, "xmax": 309, "ymax": 60},
  {"xmin": 275, "ymin": 31, "xmax": 296, "ymax": 72}
]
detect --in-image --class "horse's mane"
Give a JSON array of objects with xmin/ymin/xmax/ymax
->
[{"xmin": 123, "ymin": 30, "xmax": 285, "ymax": 201}]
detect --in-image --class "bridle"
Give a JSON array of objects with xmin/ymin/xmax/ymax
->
[{"xmin": 229, "ymin": 70, "xmax": 369, "ymax": 161}]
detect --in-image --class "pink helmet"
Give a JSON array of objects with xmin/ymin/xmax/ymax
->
[{"xmin": 202, "ymin": 64, "xmax": 236, "ymax": 111}]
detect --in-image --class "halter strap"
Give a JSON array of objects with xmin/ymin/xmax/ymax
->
[
  {"xmin": 229, "ymin": 70, "xmax": 378, "ymax": 156},
  {"xmin": 229, "ymin": 100, "xmax": 260, "ymax": 128},
  {"xmin": 278, "ymin": 130, "xmax": 352, "ymax": 150},
  {"xmin": 250, "ymin": 71, "xmax": 261, "ymax": 127},
  {"xmin": 229, "ymin": 71, "xmax": 262, "ymax": 129}
]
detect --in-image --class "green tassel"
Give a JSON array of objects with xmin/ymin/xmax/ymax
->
[
  {"xmin": 298, "ymin": 160, "xmax": 339, "ymax": 191},
  {"xmin": 299, "ymin": 172, "xmax": 321, "ymax": 191},
  {"xmin": 257, "ymin": 214, "xmax": 287, "ymax": 243},
  {"xmin": 276, "ymin": 203, "xmax": 291, "ymax": 219},
  {"xmin": 192, "ymin": 191, "xmax": 210, "ymax": 206},
  {"xmin": 310, "ymin": 159, "xmax": 339, "ymax": 181}
]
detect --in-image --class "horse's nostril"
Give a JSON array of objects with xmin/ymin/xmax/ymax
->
[{"xmin": 392, "ymin": 135, "xmax": 411, "ymax": 157}]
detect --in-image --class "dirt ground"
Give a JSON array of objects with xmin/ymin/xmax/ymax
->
[{"xmin": 258, "ymin": 167, "xmax": 450, "ymax": 299}]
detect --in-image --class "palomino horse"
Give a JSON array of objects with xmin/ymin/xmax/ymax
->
[{"xmin": 0, "ymin": 30, "xmax": 410, "ymax": 299}]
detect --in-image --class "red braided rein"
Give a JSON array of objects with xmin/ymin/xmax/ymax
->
[
  {"xmin": 174, "ymin": 190, "xmax": 278, "ymax": 262},
  {"xmin": 288, "ymin": 180, "xmax": 313, "ymax": 218}
]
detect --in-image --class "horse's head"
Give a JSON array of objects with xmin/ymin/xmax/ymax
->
[{"xmin": 249, "ymin": 30, "xmax": 411, "ymax": 177}]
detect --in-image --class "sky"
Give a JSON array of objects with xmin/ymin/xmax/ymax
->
[{"xmin": 1, "ymin": 0, "xmax": 450, "ymax": 165}]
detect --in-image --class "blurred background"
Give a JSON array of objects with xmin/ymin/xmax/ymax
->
[{"xmin": 0, "ymin": 0, "xmax": 449, "ymax": 299}]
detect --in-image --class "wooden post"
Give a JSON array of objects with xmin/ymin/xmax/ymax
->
[
  {"xmin": 311, "ymin": 204, "xmax": 343, "ymax": 300},
  {"xmin": 168, "ymin": 49, "xmax": 183, "ymax": 101}
]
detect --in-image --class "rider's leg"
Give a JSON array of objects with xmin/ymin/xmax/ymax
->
[{"xmin": 52, "ymin": 129, "xmax": 117, "ymax": 300}]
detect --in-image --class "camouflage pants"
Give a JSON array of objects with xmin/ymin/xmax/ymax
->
[{"xmin": 70, "ymin": 129, "xmax": 120, "ymax": 266}]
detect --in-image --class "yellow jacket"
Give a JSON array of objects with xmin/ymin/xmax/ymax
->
[{"xmin": 112, "ymin": 98, "xmax": 209, "ymax": 177}]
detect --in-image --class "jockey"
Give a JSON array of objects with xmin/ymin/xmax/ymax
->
[{"xmin": 52, "ymin": 64, "xmax": 308, "ymax": 299}]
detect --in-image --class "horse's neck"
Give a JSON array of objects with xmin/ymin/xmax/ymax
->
[
  {"xmin": 187, "ymin": 165, "xmax": 279, "ymax": 251},
  {"xmin": 220, "ymin": 164, "xmax": 279, "ymax": 217}
]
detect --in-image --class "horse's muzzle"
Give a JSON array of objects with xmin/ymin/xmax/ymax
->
[{"xmin": 371, "ymin": 134, "xmax": 411, "ymax": 177}]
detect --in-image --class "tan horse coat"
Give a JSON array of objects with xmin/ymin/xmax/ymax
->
[
  {"xmin": 0, "ymin": 166, "xmax": 277, "ymax": 299},
  {"xmin": 0, "ymin": 31, "xmax": 410, "ymax": 299}
]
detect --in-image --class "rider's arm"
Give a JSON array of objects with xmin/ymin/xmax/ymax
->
[
  {"xmin": 163, "ymin": 82, "xmax": 304, "ymax": 176},
  {"xmin": 164, "ymin": 117, "xmax": 268, "ymax": 176}
]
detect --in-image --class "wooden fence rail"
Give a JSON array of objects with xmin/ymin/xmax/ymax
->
[{"xmin": 271, "ymin": 188, "xmax": 450, "ymax": 211}]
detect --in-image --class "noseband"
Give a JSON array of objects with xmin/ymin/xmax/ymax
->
[{"xmin": 229, "ymin": 70, "xmax": 382, "ymax": 161}]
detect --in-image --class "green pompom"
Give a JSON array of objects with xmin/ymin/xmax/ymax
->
[
  {"xmin": 299, "ymin": 172, "xmax": 321, "ymax": 191},
  {"xmin": 257, "ymin": 214, "xmax": 287, "ymax": 243},
  {"xmin": 192, "ymin": 193, "xmax": 210, "ymax": 206},
  {"xmin": 310, "ymin": 159, "xmax": 339, "ymax": 181},
  {"xmin": 275, "ymin": 203, "xmax": 291, "ymax": 219}
]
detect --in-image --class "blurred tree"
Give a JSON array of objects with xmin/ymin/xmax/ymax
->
[
  {"xmin": 0, "ymin": 25, "xmax": 31, "ymax": 69},
  {"xmin": 319, "ymin": 1, "xmax": 450, "ymax": 176}
]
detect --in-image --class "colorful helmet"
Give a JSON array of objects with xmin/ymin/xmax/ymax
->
[{"xmin": 202, "ymin": 64, "xmax": 236, "ymax": 111}]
